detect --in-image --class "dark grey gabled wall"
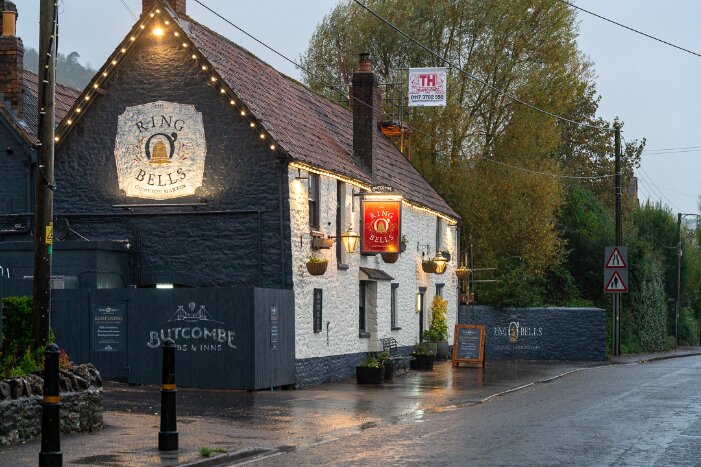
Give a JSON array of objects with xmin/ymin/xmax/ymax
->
[
  {"xmin": 54, "ymin": 31, "xmax": 292, "ymax": 288},
  {"xmin": 0, "ymin": 118, "xmax": 33, "ymax": 241}
]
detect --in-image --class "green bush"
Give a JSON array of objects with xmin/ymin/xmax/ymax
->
[
  {"xmin": 0, "ymin": 296, "xmax": 50, "ymax": 378},
  {"xmin": 421, "ymin": 295, "xmax": 449, "ymax": 342},
  {"xmin": 679, "ymin": 306, "xmax": 700, "ymax": 346},
  {"xmin": 480, "ymin": 256, "xmax": 545, "ymax": 308}
]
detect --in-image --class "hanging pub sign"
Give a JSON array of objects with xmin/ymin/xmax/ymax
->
[
  {"xmin": 114, "ymin": 101, "xmax": 207, "ymax": 199},
  {"xmin": 361, "ymin": 196, "xmax": 402, "ymax": 254},
  {"xmin": 408, "ymin": 67, "xmax": 447, "ymax": 107}
]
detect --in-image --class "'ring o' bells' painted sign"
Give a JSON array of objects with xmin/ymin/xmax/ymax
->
[
  {"xmin": 361, "ymin": 198, "xmax": 402, "ymax": 254},
  {"xmin": 114, "ymin": 101, "xmax": 207, "ymax": 199}
]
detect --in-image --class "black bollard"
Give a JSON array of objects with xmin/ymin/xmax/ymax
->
[
  {"xmin": 40, "ymin": 343, "xmax": 62, "ymax": 467},
  {"xmin": 158, "ymin": 338, "xmax": 178, "ymax": 451}
]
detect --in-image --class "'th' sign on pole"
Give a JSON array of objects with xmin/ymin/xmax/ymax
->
[{"xmin": 604, "ymin": 246, "xmax": 628, "ymax": 293}]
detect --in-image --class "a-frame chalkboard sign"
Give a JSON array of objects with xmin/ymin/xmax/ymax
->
[{"xmin": 452, "ymin": 324, "xmax": 486, "ymax": 368}]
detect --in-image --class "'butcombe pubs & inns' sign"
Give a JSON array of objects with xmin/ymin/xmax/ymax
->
[
  {"xmin": 361, "ymin": 192, "xmax": 402, "ymax": 254},
  {"xmin": 114, "ymin": 101, "xmax": 207, "ymax": 199}
]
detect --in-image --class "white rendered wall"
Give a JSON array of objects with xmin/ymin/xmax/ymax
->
[{"xmin": 289, "ymin": 167, "xmax": 458, "ymax": 360}]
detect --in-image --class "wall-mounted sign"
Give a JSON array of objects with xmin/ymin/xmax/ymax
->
[
  {"xmin": 91, "ymin": 304, "xmax": 126, "ymax": 352},
  {"xmin": 114, "ymin": 101, "xmax": 207, "ymax": 199},
  {"xmin": 408, "ymin": 67, "xmax": 447, "ymax": 107},
  {"xmin": 361, "ymin": 198, "xmax": 402, "ymax": 254},
  {"xmin": 270, "ymin": 306, "xmax": 279, "ymax": 351},
  {"xmin": 371, "ymin": 185, "xmax": 394, "ymax": 193}
]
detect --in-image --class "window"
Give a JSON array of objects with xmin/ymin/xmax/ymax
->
[
  {"xmin": 435, "ymin": 216, "xmax": 443, "ymax": 252},
  {"xmin": 336, "ymin": 181, "xmax": 347, "ymax": 266},
  {"xmin": 391, "ymin": 283, "xmax": 400, "ymax": 330},
  {"xmin": 435, "ymin": 283, "xmax": 444, "ymax": 298},
  {"xmin": 308, "ymin": 173, "xmax": 320, "ymax": 229},
  {"xmin": 359, "ymin": 281, "xmax": 367, "ymax": 335}
]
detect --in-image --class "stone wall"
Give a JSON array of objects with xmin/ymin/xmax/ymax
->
[
  {"xmin": 0, "ymin": 364, "xmax": 104, "ymax": 446},
  {"xmin": 458, "ymin": 306, "xmax": 606, "ymax": 361}
]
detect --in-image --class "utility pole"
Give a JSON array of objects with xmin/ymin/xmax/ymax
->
[
  {"xmin": 32, "ymin": 0, "xmax": 57, "ymax": 348},
  {"xmin": 676, "ymin": 213, "xmax": 682, "ymax": 346},
  {"xmin": 614, "ymin": 121, "xmax": 622, "ymax": 356}
]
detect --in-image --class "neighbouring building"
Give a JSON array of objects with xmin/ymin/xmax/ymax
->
[{"xmin": 0, "ymin": 0, "xmax": 460, "ymax": 387}]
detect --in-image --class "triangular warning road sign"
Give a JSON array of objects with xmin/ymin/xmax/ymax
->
[
  {"xmin": 605, "ymin": 247, "xmax": 627, "ymax": 269},
  {"xmin": 605, "ymin": 271, "xmax": 628, "ymax": 292}
]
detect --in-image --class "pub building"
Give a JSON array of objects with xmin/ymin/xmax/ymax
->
[{"xmin": 0, "ymin": 0, "xmax": 460, "ymax": 388}]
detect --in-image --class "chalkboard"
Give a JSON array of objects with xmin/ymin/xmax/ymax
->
[
  {"xmin": 452, "ymin": 324, "xmax": 485, "ymax": 368},
  {"xmin": 313, "ymin": 288, "xmax": 322, "ymax": 333}
]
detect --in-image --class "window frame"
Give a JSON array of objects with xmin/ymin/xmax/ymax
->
[
  {"xmin": 308, "ymin": 173, "xmax": 320, "ymax": 229},
  {"xmin": 391, "ymin": 283, "xmax": 400, "ymax": 330}
]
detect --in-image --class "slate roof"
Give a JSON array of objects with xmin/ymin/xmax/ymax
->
[
  {"xmin": 12, "ymin": 69, "xmax": 81, "ymax": 145},
  {"xmin": 179, "ymin": 16, "xmax": 459, "ymax": 220}
]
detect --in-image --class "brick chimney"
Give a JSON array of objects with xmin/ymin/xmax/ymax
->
[
  {"xmin": 143, "ymin": 0, "xmax": 186, "ymax": 16},
  {"xmin": 351, "ymin": 53, "xmax": 379, "ymax": 181},
  {"xmin": 0, "ymin": 0, "xmax": 23, "ymax": 117}
]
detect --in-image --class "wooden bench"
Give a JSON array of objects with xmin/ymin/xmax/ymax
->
[{"xmin": 380, "ymin": 337, "xmax": 413, "ymax": 375}]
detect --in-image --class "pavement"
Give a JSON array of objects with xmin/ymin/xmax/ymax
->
[{"xmin": 1, "ymin": 347, "xmax": 700, "ymax": 466}]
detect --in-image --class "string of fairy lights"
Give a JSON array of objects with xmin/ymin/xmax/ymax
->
[{"xmin": 54, "ymin": 6, "xmax": 276, "ymax": 154}]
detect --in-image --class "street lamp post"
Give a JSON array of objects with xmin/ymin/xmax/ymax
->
[{"xmin": 676, "ymin": 213, "xmax": 698, "ymax": 345}]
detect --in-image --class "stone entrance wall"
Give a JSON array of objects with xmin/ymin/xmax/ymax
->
[{"xmin": 0, "ymin": 364, "xmax": 103, "ymax": 446}]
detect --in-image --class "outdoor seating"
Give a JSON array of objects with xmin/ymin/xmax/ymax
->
[{"xmin": 380, "ymin": 336, "xmax": 413, "ymax": 375}]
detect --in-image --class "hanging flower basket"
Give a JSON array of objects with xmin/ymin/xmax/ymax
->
[
  {"xmin": 381, "ymin": 252, "xmax": 400, "ymax": 264},
  {"xmin": 455, "ymin": 268, "xmax": 469, "ymax": 280},
  {"xmin": 306, "ymin": 259, "xmax": 328, "ymax": 276},
  {"xmin": 421, "ymin": 259, "xmax": 436, "ymax": 274}
]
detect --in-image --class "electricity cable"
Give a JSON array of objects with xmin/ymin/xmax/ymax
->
[
  {"xmin": 351, "ymin": 0, "xmax": 610, "ymax": 132},
  {"xmin": 120, "ymin": 0, "xmax": 138, "ymax": 20},
  {"xmin": 555, "ymin": 0, "xmax": 701, "ymax": 59}
]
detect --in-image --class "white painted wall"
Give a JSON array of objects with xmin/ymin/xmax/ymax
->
[{"xmin": 289, "ymin": 167, "xmax": 458, "ymax": 360}]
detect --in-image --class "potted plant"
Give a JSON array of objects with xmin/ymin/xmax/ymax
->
[
  {"xmin": 421, "ymin": 295, "xmax": 450, "ymax": 360},
  {"xmin": 421, "ymin": 257, "xmax": 436, "ymax": 273},
  {"xmin": 399, "ymin": 234, "xmax": 408, "ymax": 252},
  {"xmin": 306, "ymin": 254, "xmax": 328, "ymax": 276},
  {"xmin": 381, "ymin": 252, "xmax": 400, "ymax": 263},
  {"xmin": 356, "ymin": 355, "xmax": 384, "ymax": 384},
  {"xmin": 377, "ymin": 351, "xmax": 394, "ymax": 381},
  {"xmin": 410, "ymin": 343, "xmax": 436, "ymax": 370},
  {"xmin": 455, "ymin": 266, "xmax": 470, "ymax": 280},
  {"xmin": 440, "ymin": 249, "xmax": 451, "ymax": 262}
]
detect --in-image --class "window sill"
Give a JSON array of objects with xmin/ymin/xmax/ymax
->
[
  {"xmin": 337, "ymin": 263, "xmax": 349, "ymax": 271},
  {"xmin": 391, "ymin": 327, "xmax": 401, "ymax": 331},
  {"xmin": 359, "ymin": 331, "xmax": 371, "ymax": 339}
]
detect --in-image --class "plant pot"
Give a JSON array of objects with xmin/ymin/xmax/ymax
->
[
  {"xmin": 312, "ymin": 237, "xmax": 334, "ymax": 249},
  {"xmin": 306, "ymin": 261, "xmax": 328, "ymax": 276},
  {"xmin": 383, "ymin": 361, "xmax": 394, "ymax": 381},
  {"xmin": 356, "ymin": 366, "xmax": 384, "ymax": 384},
  {"xmin": 421, "ymin": 261, "xmax": 436, "ymax": 273},
  {"xmin": 441, "ymin": 251, "xmax": 451, "ymax": 262},
  {"xmin": 381, "ymin": 252, "xmax": 400, "ymax": 264},
  {"xmin": 411, "ymin": 354, "xmax": 435, "ymax": 370},
  {"xmin": 455, "ymin": 269, "xmax": 469, "ymax": 280},
  {"xmin": 399, "ymin": 242, "xmax": 407, "ymax": 253},
  {"xmin": 435, "ymin": 341, "xmax": 450, "ymax": 360}
]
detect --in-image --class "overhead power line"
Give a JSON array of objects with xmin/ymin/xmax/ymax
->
[
  {"xmin": 351, "ymin": 0, "xmax": 610, "ymax": 132},
  {"xmin": 556, "ymin": 0, "xmax": 701, "ymax": 59},
  {"xmin": 193, "ymin": 0, "xmax": 614, "ymax": 181},
  {"xmin": 120, "ymin": 0, "xmax": 137, "ymax": 20}
]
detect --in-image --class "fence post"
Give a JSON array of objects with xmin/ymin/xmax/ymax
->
[
  {"xmin": 158, "ymin": 338, "xmax": 178, "ymax": 451},
  {"xmin": 39, "ymin": 343, "xmax": 62, "ymax": 467}
]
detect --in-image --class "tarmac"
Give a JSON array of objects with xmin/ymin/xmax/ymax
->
[{"xmin": 1, "ymin": 347, "xmax": 700, "ymax": 466}]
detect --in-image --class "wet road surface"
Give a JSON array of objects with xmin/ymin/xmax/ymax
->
[{"xmin": 251, "ymin": 356, "xmax": 701, "ymax": 466}]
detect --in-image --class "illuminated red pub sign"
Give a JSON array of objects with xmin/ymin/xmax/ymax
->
[{"xmin": 361, "ymin": 197, "xmax": 402, "ymax": 254}]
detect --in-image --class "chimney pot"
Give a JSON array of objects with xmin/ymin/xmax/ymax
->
[
  {"xmin": 1, "ymin": 1, "xmax": 17, "ymax": 36},
  {"xmin": 358, "ymin": 53, "xmax": 372, "ymax": 73}
]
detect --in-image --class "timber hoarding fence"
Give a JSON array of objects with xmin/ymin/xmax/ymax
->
[{"xmin": 0, "ymin": 281, "xmax": 295, "ymax": 389}]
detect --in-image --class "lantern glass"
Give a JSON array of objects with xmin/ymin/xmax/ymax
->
[
  {"xmin": 434, "ymin": 252, "xmax": 447, "ymax": 274},
  {"xmin": 340, "ymin": 226, "xmax": 360, "ymax": 254}
]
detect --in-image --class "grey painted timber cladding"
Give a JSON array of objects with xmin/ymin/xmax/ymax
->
[
  {"xmin": 0, "ymin": 285, "xmax": 295, "ymax": 390},
  {"xmin": 458, "ymin": 306, "xmax": 606, "ymax": 361}
]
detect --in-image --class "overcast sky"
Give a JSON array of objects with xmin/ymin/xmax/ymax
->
[{"xmin": 16, "ymin": 0, "xmax": 701, "ymax": 215}]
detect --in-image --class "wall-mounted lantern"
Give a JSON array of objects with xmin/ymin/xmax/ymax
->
[
  {"xmin": 339, "ymin": 225, "xmax": 360, "ymax": 254},
  {"xmin": 434, "ymin": 251, "xmax": 448, "ymax": 275}
]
